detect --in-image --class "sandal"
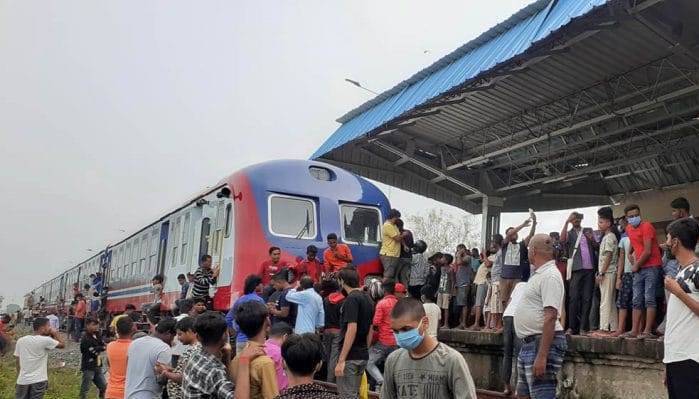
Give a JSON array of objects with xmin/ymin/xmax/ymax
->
[
  {"xmin": 619, "ymin": 331, "xmax": 638, "ymax": 339},
  {"xmin": 637, "ymin": 332, "xmax": 659, "ymax": 340}
]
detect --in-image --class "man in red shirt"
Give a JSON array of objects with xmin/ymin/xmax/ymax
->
[
  {"xmin": 624, "ymin": 204, "xmax": 663, "ymax": 339},
  {"xmin": 292, "ymin": 245, "xmax": 323, "ymax": 283},
  {"xmin": 260, "ymin": 246, "xmax": 290, "ymax": 300},
  {"xmin": 73, "ymin": 293, "xmax": 87, "ymax": 342},
  {"xmin": 366, "ymin": 280, "xmax": 404, "ymax": 391},
  {"xmin": 322, "ymin": 233, "xmax": 353, "ymax": 276}
]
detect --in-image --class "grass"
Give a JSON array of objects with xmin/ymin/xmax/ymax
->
[
  {"xmin": 1, "ymin": 328, "xmax": 100, "ymax": 399},
  {"xmin": 0, "ymin": 355, "xmax": 95, "ymax": 399}
]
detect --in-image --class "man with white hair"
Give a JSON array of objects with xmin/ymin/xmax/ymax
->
[{"xmin": 514, "ymin": 234, "xmax": 567, "ymax": 399}]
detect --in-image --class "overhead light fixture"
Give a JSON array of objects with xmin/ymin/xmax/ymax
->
[
  {"xmin": 468, "ymin": 158, "xmax": 491, "ymax": 167},
  {"xmin": 604, "ymin": 171, "xmax": 631, "ymax": 180},
  {"xmin": 573, "ymin": 162, "xmax": 589, "ymax": 168}
]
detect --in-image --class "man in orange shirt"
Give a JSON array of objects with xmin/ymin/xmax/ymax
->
[
  {"xmin": 73, "ymin": 294, "xmax": 87, "ymax": 342},
  {"xmin": 323, "ymin": 233, "xmax": 353, "ymax": 276},
  {"xmin": 105, "ymin": 316, "xmax": 134, "ymax": 399}
]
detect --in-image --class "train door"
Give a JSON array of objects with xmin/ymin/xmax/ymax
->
[{"xmin": 157, "ymin": 221, "xmax": 170, "ymax": 277}]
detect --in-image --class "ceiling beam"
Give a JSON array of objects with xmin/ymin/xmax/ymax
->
[
  {"xmin": 495, "ymin": 136, "xmax": 699, "ymax": 192},
  {"xmin": 452, "ymin": 84, "xmax": 699, "ymax": 169},
  {"xmin": 371, "ymin": 140, "xmax": 484, "ymax": 196}
]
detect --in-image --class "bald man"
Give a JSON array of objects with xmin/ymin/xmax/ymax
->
[{"xmin": 513, "ymin": 234, "xmax": 566, "ymax": 399}]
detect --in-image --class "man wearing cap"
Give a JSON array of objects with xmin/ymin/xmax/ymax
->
[{"xmin": 366, "ymin": 280, "xmax": 405, "ymax": 391}]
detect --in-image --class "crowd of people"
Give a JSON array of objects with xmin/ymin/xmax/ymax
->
[{"xmin": 5, "ymin": 200, "xmax": 699, "ymax": 399}]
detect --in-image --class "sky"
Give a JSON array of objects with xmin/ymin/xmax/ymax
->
[{"xmin": 0, "ymin": 0, "xmax": 600, "ymax": 310}]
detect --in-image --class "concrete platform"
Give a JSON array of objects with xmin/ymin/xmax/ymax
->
[{"xmin": 439, "ymin": 329, "xmax": 666, "ymax": 399}]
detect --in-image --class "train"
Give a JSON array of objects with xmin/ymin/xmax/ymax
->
[{"xmin": 25, "ymin": 160, "xmax": 390, "ymax": 313}]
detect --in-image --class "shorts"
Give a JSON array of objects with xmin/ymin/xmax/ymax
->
[
  {"xmin": 381, "ymin": 256, "xmax": 400, "ymax": 279},
  {"xmin": 517, "ymin": 333, "xmax": 567, "ymax": 399},
  {"xmin": 616, "ymin": 273, "xmax": 633, "ymax": 310},
  {"xmin": 455, "ymin": 285, "xmax": 470, "ymax": 307},
  {"xmin": 475, "ymin": 283, "xmax": 488, "ymax": 307},
  {"xmin": 488, "ymin": 282, "xmax": 503, "ymax": 314},
  {"xmin": 500, "ymin": 278, "xmax": 520, "ymax": 307},
  {"xmin": 437, "ymin": 293, "xmax": 451, "ymax": 309}
]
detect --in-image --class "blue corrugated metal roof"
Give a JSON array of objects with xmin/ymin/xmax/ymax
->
[{"xmin": 311, "ymin": 0, "xmax": 608, "ymax": 160}]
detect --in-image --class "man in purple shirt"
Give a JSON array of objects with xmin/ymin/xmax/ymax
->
[
  {"xmin": 561, "ymin": 212, "xmax": 599, "ymax": 335},
  {"xmin": 226, "ymin": 274, "xmax": 265, "ymax": 354}
]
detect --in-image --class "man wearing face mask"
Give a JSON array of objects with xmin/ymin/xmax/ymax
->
[
  {"xmin": 624, "ymin": 204, "xmax": 663, "ymax": 339},
  {"xmin": 381, "ymin": 297, "xmax": 477, "ymax": 399},
  {"xmin": 514, "ymin": 234, "xmax": 566, "ymax": 399}
]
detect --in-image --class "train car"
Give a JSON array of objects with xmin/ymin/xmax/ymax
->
[{"xmin": 28, "ymin": 160, "xmax": 390, "ymax": 314}]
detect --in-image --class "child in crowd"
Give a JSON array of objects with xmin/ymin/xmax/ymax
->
[
  {"xmin": 421, "ymin": 285, "xmax": 441, "ymax": 337},
  {"xmin": 469, "ymin": 249, "xmax": 492, "ymax": 330},
  {"xmin": 611, "ymin": 216, "xmax": 633, "ymax": 337},
  {"xmin": 436, "ymin": 253, "xmax": 455, "ymax": 328},
  {"xmin": 265, "ymin": 322, "xmax": 292, "ymax": 392},
  {"xmin": 408, "ymin": 240, "xmax": 429, "ymax": 299},
  {"xmin": 486, "ymin": 235, "xmax": 504, "ymax": 332}
]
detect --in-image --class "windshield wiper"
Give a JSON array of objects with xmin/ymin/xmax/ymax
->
[{"xmin": 295, "ymin": 210, "xmax": 312, "ymax": 239}]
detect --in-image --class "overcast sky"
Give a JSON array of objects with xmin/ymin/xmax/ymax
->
[{"xmin": 0, "ymin": 0, "xmax": 600, "ymax": 309}]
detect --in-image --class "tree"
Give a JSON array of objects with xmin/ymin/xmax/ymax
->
[{"xmin": 405, "ymin": 208, "xmax": 481, "ymax": 254}]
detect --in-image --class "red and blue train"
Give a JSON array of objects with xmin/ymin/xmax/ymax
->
[{"xmin": 26, "ymin": 160, "xmax": 390, "ymax": 313}]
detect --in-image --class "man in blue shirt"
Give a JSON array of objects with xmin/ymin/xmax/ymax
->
[
  {"xmin": 285, "ymin": 276, "xmax": 325, "ymax": 334},
  {"xmin": 225, "ymin": 274, "xmax": 265, "ymax": 354}
]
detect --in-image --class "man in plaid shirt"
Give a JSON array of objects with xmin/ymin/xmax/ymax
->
[{"xmin": 181, "ymin": 312, "xmax": 234, "ymax": 399}]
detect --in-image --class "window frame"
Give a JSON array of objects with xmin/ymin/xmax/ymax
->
[
  {"xmin": 267, "ymin": 193, "xmax": 318, "ymax": 240},
  {"xmin": 338, "ymin": 203, "xmax": 383, "ymax": 246}
]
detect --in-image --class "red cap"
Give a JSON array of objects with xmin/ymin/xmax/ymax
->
[{"xmin": 395, "ymin": 283, "xmax": 407, "ymax": 293}]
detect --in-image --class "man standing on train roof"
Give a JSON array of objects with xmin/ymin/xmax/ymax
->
[
  {"xmin": 323, "ymin": 233, "xmax": 353, "ymax": 276},
  {"xmin": 380, "ymin": 209, "xmax": 403, "ymax": 280},
  {"xmin": 191, "ymin": 255, "xmax": 220, "ymax": 309},
  {"xmin": 260, "ymin": 247, "xmax": 290, "ymax": 300}
]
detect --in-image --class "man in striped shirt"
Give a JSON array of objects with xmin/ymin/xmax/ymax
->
[{"xmin": 191, "ymin": 255, "xmax": 220, "ymax": 308}]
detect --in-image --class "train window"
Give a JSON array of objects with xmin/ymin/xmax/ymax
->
[
  {"xmin": 224, "ymin": 203, "xmax": 232, "ymax": 238},
  {"xmin": 309, "ymin": 166, "xmax": 334, "ymax": 181},
  {"xmin": 339, "ymin": 204, "xmax": 381, "ymax": 245},
  {"xmin": 199, "ymin": 217, "xmax": 211, "ymax": 259},
  {"xmin": 181, "ymin": 213, "xmax": 190, "ymax": 264},
  {"xmin": 268, "ymin": 194, "xmax": 317, "ymax": 239}
]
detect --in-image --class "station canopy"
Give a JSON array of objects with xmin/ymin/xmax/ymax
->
[{"xmin": 312, "ymin": 0, "xmax": 699, "ymax": 214}]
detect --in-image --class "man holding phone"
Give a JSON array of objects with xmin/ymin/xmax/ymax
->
[{"xmin": 561, "ymin": 212, "xmax": 598, "ymax": 335}]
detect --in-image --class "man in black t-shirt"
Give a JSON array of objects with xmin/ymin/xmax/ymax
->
[
  {"xmin": 335, "ymin": 268, "xmax": 374, "ymax": 398},
  {"xmin": 268, "ymin": 270, "xmax": 297, "ymax": 327}
]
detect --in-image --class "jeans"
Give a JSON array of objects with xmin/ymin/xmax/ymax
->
[
  {"xmin": 502, "ymin": 316, "xmax": 522, "ymax": 388},
  {"xmin": 324, "ymin": 332, "xmax": 342, "ymax": 383},
  {"xmin": 632, "ymin": 267, "xmax": 662, "ymax": 309},
  {"xmin": 73, "ymin": 318, "xmax": 85, "ymax": 341},
  {"xmin": 395, "ymin": 258, "xmax": 412, "ymax": 286},
  {"xmin": 15, "ymin": 381, "xmax": 48, "ymax": 399},
  {"xmin": 568, "ymin": 269, "xmax": 594, "ymax": 334},
  {"xmin": 337, "ymin": 360, "xmax": 367, "ymax": 399},
  {"xmin": 80, "ymin": 368, "xmax": 106, "ymax": 399},
  {"xmin": 366, "ymin": 342, "xmax": 396, "ymax": 386}
]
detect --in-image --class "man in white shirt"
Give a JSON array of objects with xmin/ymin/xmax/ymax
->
[
  {"xmin": 14, "ymin": 316, "xmax": 66, "ymax": 399},
  {"xmin": 124, "ymin": 318, "xmax": 176, "ymax": 399},
  {"xmin": 514, "ymin": 234, "xmax": 566, "ymax": 399},
  {"xmin": 45, "ymin": 313, "xmax": 59, "ymax": 331}
]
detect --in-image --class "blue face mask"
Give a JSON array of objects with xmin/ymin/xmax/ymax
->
[
  {"xmin": 394, "ymin": 320, "xmax": 425, "ymax": 350},
  {"xmin": 627, "ymin": 215, "xmax": 642, "ymax": 227}
]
